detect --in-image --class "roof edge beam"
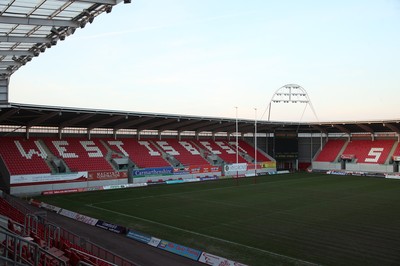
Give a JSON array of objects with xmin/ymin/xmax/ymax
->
[
  {"xmin": 0, "ymin": 36, "xmax": 50, "ymax": 43},
  {"xmin": 0, "ymin": 16, "xmax": 80, "ymax": 28},
  {"xmin": 68, "ymin": 0, "xmax": 117, "ymax": 4},
  {"xmin": 0, "ymin": 50, "xmax": 34, "ymax": 56}
]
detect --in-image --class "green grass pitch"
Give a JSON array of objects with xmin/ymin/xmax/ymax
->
[{"xmin": 36, "ymin": 173, "xmax": 400, "ymax": 266}]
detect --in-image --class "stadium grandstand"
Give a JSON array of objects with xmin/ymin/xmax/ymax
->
[{"xmin": 1, "ymin": 0, "xmax": 400, "ymax": 266}]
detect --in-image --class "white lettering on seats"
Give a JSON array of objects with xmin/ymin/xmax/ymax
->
[
  {"xmin": 365, "ymin": 147, "xmax": 384, "ymax": 163},
  {"xmin": 179, "ymin": 141, "xmax": 200, "ymax": 155},
  {"xmin": 80, "ymin": 141, "xmax": 103, "ymax": 158},
  {"xmin": 138, "ymin": 141, "xmax": 160, "ymax": 156},
  {"xmin": 107, "ymin": 141, "xmax": 129, "ymax": 156},
  {"xmin": 200, "ymin": 141, "xmax": 221, "ymax": 154},
  {"xmin": 52, "ymin": 141, "xmax": 78, "ymax": 158},
  {"xmin": 216, "ymin": 141, "xmax": 236, "ymax": 154},
  {"xmin": 14, "ymin": 140, "xmax": 48, "ymax": 159},
  {"xmin": 229, "ymin": 141, "xmax": 247, "ymax": 154},
  {"xmin": 156, "ymin": 141, "xmax": 180, "ymax": 156}
]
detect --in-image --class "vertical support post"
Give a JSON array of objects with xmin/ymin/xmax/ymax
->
[
  {"xmin": 254, "ymin": 107, "xmax": 257, "ymax": 183},
  {"xmin": 235, "ymin": 106, "xmax": 239, "ymax": 183}
]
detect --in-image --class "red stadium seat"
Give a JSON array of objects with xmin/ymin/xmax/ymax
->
[
  {"xmin": 43, "ymin": 137, "xmax": 113, "ymax": 172},
  {"xmin": 154, "ymin": 139, "xmax": 210, "ymax": 166},
  {"xmin": 0, "ymin": 137, "xmax": 51, "ymax": 175},
  {"xmin": 193, "ymin": 139, "xmax": 247, "ymax": 164},
  {"xmin": 341, "ymin": 139, "xmax": 395, "ymax": 164},
  {"xmin": 315, "ymin": 139, "xmax": 346, "ymax": 162},
  {"xmin": 105, "ymin": 138, "xmax": 170, "ymax": 168}
]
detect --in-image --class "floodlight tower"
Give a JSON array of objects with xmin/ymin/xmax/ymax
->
[{"xmin": 262, "ymin": 84, "xmax": 319, "ymax": 122}]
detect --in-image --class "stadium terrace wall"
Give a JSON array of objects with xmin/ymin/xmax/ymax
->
[
  {"xmin": 312, "ymin": 162, "xmax": 394, "ymax": 173},
  {"xmin": 10, "ymin": 178, "xmax": 128, "ymax": 196}
]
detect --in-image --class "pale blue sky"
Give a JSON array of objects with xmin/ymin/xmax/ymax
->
[{"xmin": 10, "ymin": 0, "xmax": 400, "ymax": 122}]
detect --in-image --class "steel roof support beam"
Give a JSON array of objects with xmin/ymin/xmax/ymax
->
[
  {"xmin": 60, "ymin": 113, "xmax": 95, "ymax": 128},
  {"xmin": 0, "ymin": 36, "xmax": 50, "ymax": 43},
  {"xmin": 27, "ymin": 111, "xmax": 60, "ymax": 127},
  {"xmin": 114, "ymin": 116, "xmax": 154, "ymax": 131},
  {"xmin": 383, "ymin": 123, "xmax": 400, "ymax": 134},
  {"xmin": 0, "ymin": 61, "xmax": 21, "ymax": 67},
  {"xmin": 63, "ymin": 0, "xmax": 117, "ymax": 4},
  {"xmin": 357, "ymin": 124, "xmax": 374, "ymax": 134},
  {"xmin": 88, "ymin": 115, "xmax": 124, "ymax": 130},
  {"xmin": 0, "ymin": 16, "xmax": 80, "ymax": 28},
  {"xmin": 137, "ymin": 118, "xmax": 177, "ymax": 131},
  {"xmin": 179, "ymin": 120, "xmax": 216, "ymax": 132},
  {"xmin": 0, "ymin": 50, "xmax": 34, "ymax": 56}
]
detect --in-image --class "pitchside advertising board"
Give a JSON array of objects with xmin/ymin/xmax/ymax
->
[
  {"xmin": 132, "ymin": 165, "xmax": 222, "ymax": 177},
  {"xmin": 10, "ymin": 170, "xmax": 128, "ymax": 186}
]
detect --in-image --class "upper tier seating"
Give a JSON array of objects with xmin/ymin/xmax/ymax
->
[
  {"xmin": 314, "ymin": 139, "xmax": 346, "ymax": 162},
  {"xmin": 390, "ymin": 142, "xmax": 400, "ymax": 159},
  {"xmin": 341, "ymin": 139, "xmax": 395, "ymax": 164},
  {"xmin": 105, "ymin": 139, "xmax": 170, "ymax": 168},
  {"xmin": 0, "ymin": 137, "xmax": 51, "ymax": 175},
  {"xmin": 229, "ymin": 140, "xmax": 271, "ymax": 162},
  {"xmin": 154, "ymin": 139, "xmax": 209, "ymax": 166},
  {"xmin": 193, "ymin": 139, "xmax": 247, "ymax": 164},
  {"xmin": 43, "ymin": 138, "xmax": 113, "ymax": 172}
]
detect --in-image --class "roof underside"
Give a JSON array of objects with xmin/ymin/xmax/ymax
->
[
  {"xmin": 1, "ymin": 2, "xmax": 399, "ymax": 136},
  {"xmin": 0, "ymin": 0, "xmax": 127, "ymax": 78},
  {"xmin": 1, "ymin": 103, "xmax": 400, "ymax": 136}
]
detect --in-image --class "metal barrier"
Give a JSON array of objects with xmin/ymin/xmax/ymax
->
[
  {"xmin": 4, "ymin": 194, "xmax": 137, "ymax": 266},
  {"xmin": 0, "ymin": 225, "xmax": 67, "ymax": 266}
]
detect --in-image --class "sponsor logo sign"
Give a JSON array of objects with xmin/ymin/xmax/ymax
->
[
  {"xmin": 385, "ymin": 174, "xmax": 400, "ymax": 180},
  {"xmin": 199, "ymin": 252, "xmax": 248, "ymax": 266},
  {"xmin": 173, "ymin": 167, "xmax": 190, "ymax": 175},
  {"xmin": 341, "ymin": 154, "xmax": 355, "ymax": 160},
  {"xmin": 224, "ymin": 163, "xmax": 247, "ymax": 173},
  {"xmin": 148, "ymin": 237, "xmax": 161, "ymax": 247},
  {"xmin": 260, "ymin": 161, "xmax": 276, "ymax": 169},
  {"xmin": 166, "ymin": 179, "xmax": 184, "ymax": 185},
  {"xmin": 132, "ymin": 167, "xmax": 173, "ymax": 177},
  {"xmin": 39, "ymin": 202, "xmax": 61, "ymax": 213},
  {"xmin": 126, "ymin": 230, "xmax": 152, "ymax": 244},
  {"xmin": 88, "ymin": 171, "xmax": 127, "ymax": 180},
  {"xmin": 59, "ymin": 209, "xmax": 78, "ymax": 219},
  {"xmin": 200, "ymin": 176, "xmax": 219, "ymax": 181},
  {"xmin": 95, "ymin": 220, "xmax": 126, "ymax": 234},
  {"xmin": 157, "ymin": 240, "xmax": 202, "ymax": 261},
  {"xmin": 182, "ymin": 178, "xmax": 200, "ymax": 183},
  {"xmin": 189, "ymin": 165, "xmax": 221, "ymax": 174},
  {"xmin": 75, "ymin": 214, "xmax": 98, "ymax": 226},
  {"xmin": 11, "ymin": 172, "xmax": 88, "ymax": 185}
]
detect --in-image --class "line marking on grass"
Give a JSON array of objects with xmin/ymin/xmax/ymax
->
[{"xmin": 87, "ymin": 204, "xmax": 319, "ymax": 266}]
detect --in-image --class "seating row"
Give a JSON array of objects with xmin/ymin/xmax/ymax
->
[
  {"xmin": 315, "ymin": 139, "xmax": 398, "ymax": 164},
  {"xmin": 0, "ymin": 137, "xmax": 271, "ymax": 175}
]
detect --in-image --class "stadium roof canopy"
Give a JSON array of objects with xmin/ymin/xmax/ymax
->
[
  {"xmin": 1, "ymin": 1, "xmax": 399, "ymax": 138},
  {"xmin": 0, "ymin": 0, "xmax": 130, "ymax": 104},
  {"xmin": 1, "ymin": 103, "xmax": 400, "ymax": 137}
]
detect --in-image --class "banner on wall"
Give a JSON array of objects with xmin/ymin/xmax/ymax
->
[
  {"xmin": 189, "ymin": 165, "xmax": 221, "ymax": 174},
  {"xmin": 199, "ymin": 252, "xmax": 248, "ymax": 266},
  {"xmin": 132, "ymin": 167, "xmax": 173, "ymax": 177},
  {"xmin": 88, "ymin": 171, "xmax": 128, "ymax": 180},
  {"xmin": 95, "ymin": 220, "xmax": 127, "ymax": 234},
  {"xmin": 224, "ymin": 163, "xmax": 247, "ymax": 173},
  {"xmin": 260, "ymin": 161, "xmax": 276, "ymax": 169},
  {"xmin": 157, "ymin": 240, "xmax": 202, "ymax": 261},
  {"xmin": 10, "ymin": 172, "xmax": 88, "ymax": 185},
  {"xmin": 173, "ymin": 167, "xmax": 190, "ymax": 175}
]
